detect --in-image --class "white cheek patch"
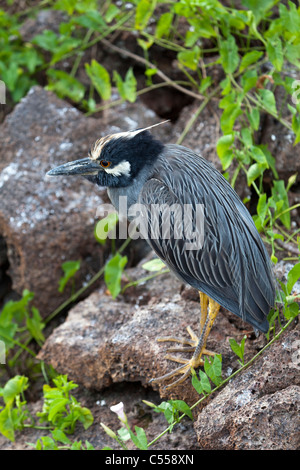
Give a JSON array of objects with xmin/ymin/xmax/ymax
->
[{"xmin": 105, "ymin": 160, "xmax": 131, "ymax": 177}]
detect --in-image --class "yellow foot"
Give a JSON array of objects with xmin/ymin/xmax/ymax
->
[
  {"xmin": 150, "ymin": 326, "xmax": 216, "ymax": 390},
  {"xmin": 156, "ymin": 325, "xmax": 216, "ymax": 357}
]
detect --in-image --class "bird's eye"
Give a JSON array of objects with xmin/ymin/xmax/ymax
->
[{"xmin": 100, "ymin": 160, "xmax": 111, "ymax": 168}]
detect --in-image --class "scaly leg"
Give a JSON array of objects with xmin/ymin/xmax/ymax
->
[{"xmin": 150, "ymin": 292, "xmax": 220, "ymax": 389}]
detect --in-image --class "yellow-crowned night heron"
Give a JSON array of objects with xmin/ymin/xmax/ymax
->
[{"xmin": 47, "ymin": 122, "xmax": 275, "ymax": 389}]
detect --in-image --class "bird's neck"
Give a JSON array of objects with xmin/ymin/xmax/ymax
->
[{"xmin": 107, "ymin": 163, "xmax": 155, "ymax": 215}]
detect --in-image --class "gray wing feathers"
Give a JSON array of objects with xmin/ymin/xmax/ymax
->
[{"xmin": 138, "ymin": 145, "xmax": 275, "ymax": 332}]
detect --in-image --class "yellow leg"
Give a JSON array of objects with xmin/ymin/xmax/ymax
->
[
  {"xmin": 150, "ymin": 292, "xmax": 220, "ymax": 390},
  {"xmin": 199, "ymin": 292, "xmax": 209, "ymax": 332}
]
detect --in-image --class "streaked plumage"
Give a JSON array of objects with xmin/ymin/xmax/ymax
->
[
  {"xmin": 47, "ymin": 123, "xmax": 276, "ymax": 388},
  {"xmin": 138, "ymin": 144, "xmax": 274, "ymax": 333}
]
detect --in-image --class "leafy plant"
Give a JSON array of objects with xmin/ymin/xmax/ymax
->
[
  {"xmin": 229, "ymin": 335, "xmax": 247, "ymax": 366},
  {"xmin": 0, "ymin": 375, "xmax": 30, "ymax": 442},
  {"xmin": 58, "ymin": 260, "xmax": 81, "ymax": 293},
  {"xmin": 0, "ymin": 290, "xmax": 44, "ymax": 363},
  {"xmin": 33, "ymin": 432, "xmax": 95, "ymax": 450},
  {"xmin": 0, "ymin": 374, "xmax": 93, "ymax": 445},
  {"xmin": 36, "ymin": 375, "xmax": 93, "ymax": 433},
  {"xmin": 191, "ymin": 355, "xmax": 223, "ymax": 395},
  {"xmin": 104, "ymin": 253, "xmax": 128, "ymax": 298}
]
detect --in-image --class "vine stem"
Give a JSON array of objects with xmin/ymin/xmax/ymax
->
[
  {"xmin": 85, "ymin": 81, "xmax": 191, "ymax": 116},
  {"xmin": 176, "ymin": 86, "xmax": 221, "ymax": 145},
  {"xmin": 100, "ymin": 38, "xmax": 204, "ymax": 102},
  {"xmin": 121, "ymin": 269, "xmax": 170, "ymax": 293},
  {"xmin": 147, "ymin": 316, "xmax": 294, "ymax": 448},
  {"xmin": 44, "ymin": 237, "xmax": 132, "ymax": 325}
]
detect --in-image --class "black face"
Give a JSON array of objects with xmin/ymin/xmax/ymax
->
[{"xmin": 47, "ymin": 130, "xmax": 164, "ymax": 189}]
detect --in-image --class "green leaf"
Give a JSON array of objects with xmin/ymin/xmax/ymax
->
[
  {"xmin": 104, "ymin": 253, "xmax": 127, "ymax": 298},
  {"xmin": 113, "ymin": 68, "xmax": 137, "ymax": 103},
  {"xmin": 242, "ymin": 0, "xmax": 276, "ymax": 24},
  {"xmin": 192, "ymin": 369, "xmax": 211, "ymax": 395},
  {"xmin": 0, "ymin": 62, "xmax": 19, "ymax": 91},
  {"xmin": 95, "ymin": 212, "xmax": 118, "ymax": 244},
  {"xmin": 199, "ymin": 76, "xmax": 212, "ymax": 94},
  {"xmin": 286, "ymin": 43, "xmax": 300, "ymax": 66},
  {"xmin": 247, "ymin": 107, "xmax": 260, "ymax": 131},
  {"xmin": 272, "ymin": 180, "xmax": 291, "ymax": 229},
  {"xmin": 58, "ymin": 260, "xmax": 81, "ymax": 293},
  {"xmin": 203, "ymin": 355, "xmax": 222, "ymax": 386},
  {"xmin": 251, "ymin": 145, "xmax": 268, "ymax": 165},
  {"xmin": 169, "ymin": 400, "xmax": 193, "ymax": 420},
  {"xmin": 216, "ymin": 134, "xmax": 235, "ymax": 159},
  {"xmin": 0, "ymin": 406, "xmax": 15, "ymax": 441},
  {"xmin": 287, "ymin": 263, "xmax": 300, "ymax": 294},
  {"xmin": 292, "ymin": 114, "xmax": 300, "ymax": 145},
  {"xmin": 256, "ymin": 193, "xmax": 267, "ymax": 226},
  {"xmin": 51, "ymin": 429, "xmax": 71, "ymax": 445},
  {"xmin": 85, "ymin": 60, "xmax": 111, "ymax": 100},
  {"xmin": 77, "ymin": 406, "xmax": 94, "ymax": 430},
  {"xmin": 37, "ymin": 436, "xmax": 58, "ymax": 450},
  {"xmin": 229, "ymin": 336, "xmax": 247, "ymax": 364},
  {"xmin": 239, "ymin": 50, "xmax": 263, "ymax": 72},
  {"xmin": 142, "ymin": 258, "xmax": 166, "ymax": 272},
  {"xmin": 0, "ymin": 376, "xmax": 29, "ymax": 406},
  {"xmin": 258, "ymin": 89, "xmax": 277, "ymax": 115},
  {"xmin": 258, "ymin": 145, "xmax": 277, "ymax": 177},
  {"xmin": 129, "ymin": 426, "xmax": 148, "ymax": 450},
  {"xmin": 279, "ymin": 2, "xmax": 300, "ymax": 34},
  {"xmin": 47, "ymin": 69, "xmax": 85, "ymax": 102},
  {"xmin": 220, "ymin": 76, "xmax": 231, "ymax": 95},
  {"xmin": 26, "ymin": 307, "xmax": 45, "ymax": 344},
  {"xmin": 247, "ymin": 162, "xmax": 264, "ymax": 185},
  {"xmin": 104, "ymin": 4, "xmax": 120, "ymax": 23},
  {"xmin": 186, "ymin": 17, "xmax": 216, "ymax": 42},
  {"xmin": 155, "ymin": 12, "xmax": 173, "ymax": 38},
  {"xmin": 0, "ymin": 325, "xmax": 18, "ymax": 350},
  {"xmin": 18, "ymin": 48, "xmax": 43, "ymax": 74},
  {"xmin": 177, "ymin": 46, "xmax": 201, "ymax": 71},
  {"xmin": 266, "ymin": 36, "xmax": 283, "ymax": 71},
  {"xmin": 32, "ymin": 30, "xmax": 58, "ymax": 51},
  {"xmin": 74, "ymin": 10, "xmax": 105, "ymax": 30},
  {"xmin": 219, "ymin": 35, "xmax": 239, "ymax": 74},
  {"xmin": 216, "ymin": 134, "xmax": 235, "ymax": 170},
  {"xmin": 220, "ymin": 104, "xmax": 243, "ymax": 134},
  {"xmin": 153, "ymin": 401, "xmax": 175, "ymax": 425},
  {"xmin": 284, "ymin": 302, "xmax": 299, "ymax": 320},
  {"xmin": 135, "ymin": 0, "xmax": 155, "ymax": 30},
  {"xmin": 0, "ymin": 289, "xmax": 34, "ymax": 328},
  {"xmin": 47, "ymin": 397, "xmax": 69, "ymax": 422},
  {"xmin": 241, "ymin": 69, "xmax": 258, "ymax": 93},
  {"xmin": 241, "ymin": 128, "xmax": 253, "ymax": 148},
  {"xmin": 54, "ymin": 0, "xmax": 77, "ymax": 14}
]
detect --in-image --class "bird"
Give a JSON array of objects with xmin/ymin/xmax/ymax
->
[{"xmin": 47, "ymin": 121, "xmax": 276, "ymax": 389}]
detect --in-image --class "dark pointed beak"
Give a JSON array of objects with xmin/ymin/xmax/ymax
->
[{"xmin": 46, "ymin": 157, "xmax": 101, "ymax": 177}]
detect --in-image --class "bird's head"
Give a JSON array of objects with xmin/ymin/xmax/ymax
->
[{"xmin": 46, "ymin": 122, "xmax": 167, "ymax": 187}]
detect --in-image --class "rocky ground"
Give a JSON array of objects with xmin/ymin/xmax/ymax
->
[
  {"xmin": 0, "ymin": 11, "xmax": 299, "ymax": 448},
  {"xmin": 0, "ymin": 85, "xmax": 299, "ymax": 450}
]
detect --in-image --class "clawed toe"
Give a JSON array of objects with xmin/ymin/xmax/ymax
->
[{"xmin": 150, "ymin": 295, "xmax": 221, "ymax": 389}]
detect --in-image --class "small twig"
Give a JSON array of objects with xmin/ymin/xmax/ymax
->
[
  {"xmin": 275, "ymin": 238, "xmax": 300, "ymax": 256},
  {"xmin": 85, "ymin": 81, "xmax": 190, "ymax": 116},
  {"xmin": 100, "ymin": 38, "xmax": 204, "ymax": 102}
]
